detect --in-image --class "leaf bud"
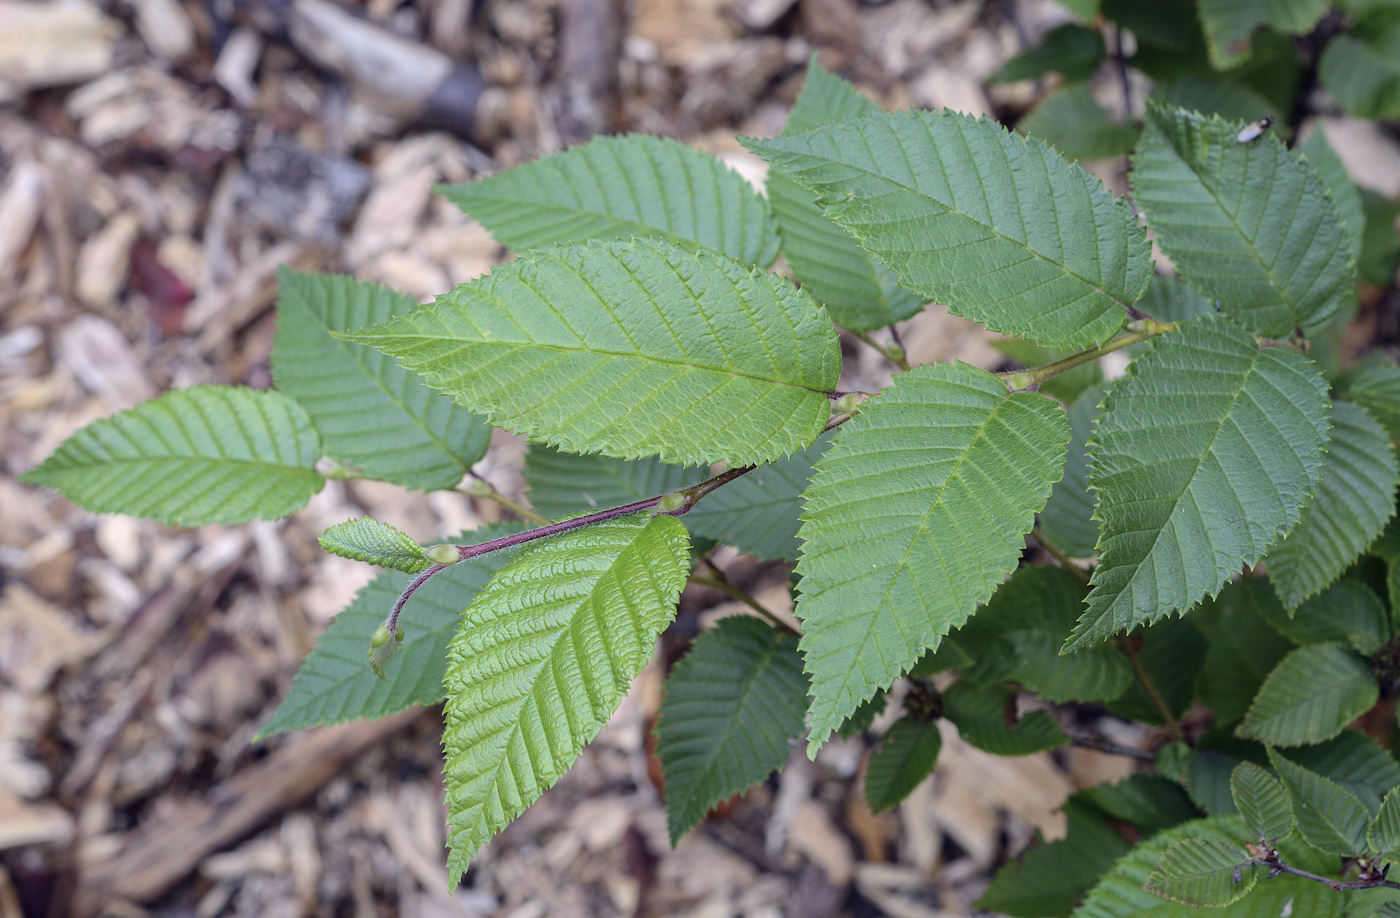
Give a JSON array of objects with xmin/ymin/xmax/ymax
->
[{"xmin": 424, "ymin": 543, "xmax": 460, "ymax": 566}]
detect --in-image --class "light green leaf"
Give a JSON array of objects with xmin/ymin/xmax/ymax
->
[
  {"xmin": 1299, "ymin": 128, "xmax": 1367, "ymax": 257},
  {"xmin": 1230, "ymin": 761, "xmax": 1294, "ymax": 842},
  {"xmin": 957, "ymin": 566, "xmax": 1132, "ymax": 704},
  {"xmin": 1066, "ymin": 317, "xmax": 1331, "ymax": 650},
  {"xmin": 908, "ymin": 638, "xmax": 973, "ymax": 676},
  {"xmin": 942, "ymin": 680, "xmax": 1068, "ymax": 756},
  {"xmin": 1149, "ymin": 76, "xmax": 1281, "ymax": 124},
  {"xmin": 795, "ymin": 363, "xmax": 1070, "ymax": 748},
  {"xmin": 271, "ymin": 269, "xmax": 490, "ymax": 491},
  {"xmin": 1130, "ymin": 103, "xmax": 1356, "ymax": 336},
  {"xmin": 1038, "ymin": 385, "xmax": 1105, "ymax": 559},
  {"xmin": 318, "ymin": 517, "xmax": 431, "ymax": 573},
  {"xmin": 1017, "ymin": 85, "xmax": 1140, "ymax": 163},
  {"xmin": 836, "ymin": 692, "xmax": 888, "ymax": 740},
  {"xmin": 767, "ymin": 57, "xmax": 927, "ymax": 333},
  {"xmin": 1075, "ymin": 814, "xmax": 1344, "ymax": 918},
  {"xmin": 443, "ymin": 514, "xmax": 690, "ymax": 883},
  {"xmin": 1319, "ymin": 18, "xmax": 1400, "ymax": 120},
  {"xmin": 1144, "ymin": 836, "xmax": 1256, "ymax": 907},
  {"xmin": 1239, "ymin": 644, "xmax": 1377, "ymax": 747},
  {"xmin": 1347, "ymin": 364, "xmax": 1400, "ymax": 444},
  {"xmin": 744, "ymin": 109, "xmax": 1152, "ymax": 349},
  {"xmin": 1370, "ymin": 787, "xmax": 1400, "ymax": 857},
  {"xmin": 524, "ymin": 446, "xmax": 705, "ymax": 521},
  {"xmin": 21, "ymin": 385, "xmax": 323, "ymax": 527},
  {"xmin": 1257, "ymin": 578, "xmax": 1390, "ymax": 655},
  {"xmin": 344, "ymin": 237, "xmax": 841, "ymax": 468},
  {"xmin": 991, "ymin": 24, "xmax": 1106, "ymax": 83},
  {"xmin": 255, "ymin": 524, "xmax": 524, "ymax": 738},
  {"xmin": 978, "ymin": 801, "xmax": 1129, "ymax": 918},
  {"xmin": 1054, "ymin": 0, "xmax": 1099, "ymax": 19},
  {"xmin": 436, "ymin": 133, "xmax": 779, "ymax": 267},
  {"xmin": 655, "ymin": 615, "xmax": 808, "ymax": 844},
  {"xmin": 864, "ymin": 717, "xmax": 943, "ymax": 813},
  {"xmin": 1269, "ymin": 746, "xmax": 1371, "ymax": 856},
  {"xmin": 1266, "ymin": 402, "xmax": 1399, "ymax": 607},
  {"xmin": 1197, "ymin": 0, "xmax": 1328, "ymax": 68}
]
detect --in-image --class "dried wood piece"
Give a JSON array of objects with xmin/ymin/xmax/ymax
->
[
  {"xmin": 73, "ymin": 709, "xmax": 421, "ymax": 912},
  {"xmin": 0, "ymin": 0, "xmax": 120, "ymax": 99},
  {"xmin": 128, "ymin": 0, "xmax": 195, "ymax": 61},
  {"xmin": 0, "ymin": 161, "xmax": 44, "ymax": 280},
  {"xmin": 556, "ymin": 0, "xmax": 622, "ymax": 142}
]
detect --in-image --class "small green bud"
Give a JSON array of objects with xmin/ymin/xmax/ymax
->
[
  {"xmin": 370, "ymin": 623, "xmax": 393, "ymax": 648},
  {"xmin": 424, "ymin": 543, "xmax": 460, "ymax": 566},
  {"xmin": 368, "ymin": 624, "xmax": 405, "ymax": 679},
  {"xmin": 654, "ymin": 492, "xmax": 687, "ymax": 514},
  {"xmin": 832, "ymin": 392, "xmax": 869, "ymax": 415}
]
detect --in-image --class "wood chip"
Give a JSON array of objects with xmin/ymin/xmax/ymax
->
[{"xmin": 0, "ymin": 0, "xmax": 120, "ymax": 97}]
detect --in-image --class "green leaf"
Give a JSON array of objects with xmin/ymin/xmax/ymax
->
[
  {"xmin": 1144, "ymin": 836, "xmax": 1256, "ymax": 907},
  {"xmin": 1299, "ymin": 129, "xmax": 1367, "ymax": 258},
  {"xmin": 1136, "ymin": 275, "xmax": 1217, "ymax": 324},
  {"xmin": 1370, "ymin": 787, "xmax": 1400, "ymax": 857},
  {"xmin": 836, "ymin": 692, "xmax": 888, "ymax": 740},
  {"xmin": 654, "ymin": 615, "xmax": 808, "ymax": 844},
  {"xmin": 864, "ymin": 716, "xmax": 943, "ymax": 813},
  {"xmin": 1282, "ymin": 730, "xmax": 1400, "ymax": 815},
  {"xmin": 1257, "ymin": 578, "xmax": 1390, "ymax": 654},
  {"xmin": 795, "ymin": 363, "xmax": 1070, "ymax": 748},
  {"xmin": 1265, "ymin": 402, "xmax": 1399, "ymax": 607},
  {"xmin": 684, "ymin": 433, "xmax": 831, "ymax": 561},
  {"xmin": 1238, "ymin": 643, "xmax": 1377, "ymax": 746},
  {"xmin": 344, "ymin": 237, "xmax": 841, "ymax": 468},
  {"xmin": 991, "ymin": 24, "xmax": 1107, "ymax": 83},
  {"xmin": 1017, "ymin": 85, "xmax": 1140, "ymax": 164},
  {"xmin": 21, "ymin": 385, "xmax": 324, "ymax": 527},
  {"xmin": 1195, "ymin": 578, "xmax": 1294, "ymax": 726},
  {"xmin": 767, "ymin": 57, "xmax": 926, "ymax": 332},
  {"xmin": 1187, "ymin": 747, "xmax": 1246, "ymax": 816},
  {"xmin": 744, "ymin": 109, "xmax": 1152, "ymax": 349},
  {"xmin": 443, "ymin": 514, "xmax": 690, "ymax": 883},
  {"xmin": 1130, "ymin": 103, "xmax": 1356, "ymax": 337},
  {"xmin": 255, "ymin": 524, "xmax": 524, "ymax": 738},
  {"xmin": 1346, "ymin": 364, "xmax": 1400, "ymax": 445},
  {"xmin": 1038, "ymin": 385, "xmax": 1105, "ymax": 559},
  {"xmin": 1106, "ymin": 617, "xmax": 1207, "ymax": 725},
  {"xmin": 436, "ymin": 133, "xmax": 779, "ymax": 267},
  {"xmin": 1066, "ymin": 317, "xmax": 1331, "ymax": 650},
  {"xmin": 1319, "ymin": 16, "xmax": 1400, "ymax": 119},
  {"xmin": 271, "ymin": 269, "xmax": 490, "ymax": 491},
  {"xmin": 996, "ymin": 338, "xmax": 1104, "ymax": 405},
  {"xmin": 1230, "ymin": 761, "xmax": 1295, "ymax": 842},
  {"xmin": 1148, "ymin": 76, "xmax": 1281, "ymax": 124},
  {"xmin": 1268, "ymin": 746, "xmax": 1371, "ymax": 855},
  {"xmin": 958, "ymin": 566, "xmax": 1133, "ymax": 704},
  {"xmin": 977, "ymin": 801, "xmax": 1129, "ymax": 918},
  {"xmin": 318, "ymin": 517, "xmax": 432, "ymax": 573},
  {"xmin": 1053, "ymin": 0, "xmax": 1099, "ymax": 19},
  {"xmin": 1359, "ymin": 189, "xmax": 1400, "ymax": 288},
  {"xmin": 1197, "ymin": 0, "xmax": 1328, "ymax": 68},
  {"xmin": 523, "ymin": 446, "xmax": 705, "ymax": 521},
  {"xmin": 908, "ymin": 638, "xmax": 973, "ymax": 676},
  {"xmin": 942, "ymin": 681, "xmax": 1068, "ymax": 756},
  {"xmin": 1082, "ymin": 775, "xmax": 1201, "ymax": 834},
  {"xmin": 1076, "ymin": 814, "xmax": 1344, "ymax": 918}
]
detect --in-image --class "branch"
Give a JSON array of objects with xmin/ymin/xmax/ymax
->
[
  {"xmin": 849, "ymin": 328, "xmax": 911, "ymax": 371},
  {"xmin": 459, "ymin": 470, "xmax": 549, "ymax": 525},
  {"xmin": 692, "ymin": 555, "xmax": 800, "ymax": 636},
  {"xmin": 999, "ymin": 318, "xmax": 1176, "ymax": 392},
  {"xmin": 1244, "ymin": 852, "xmax": 1400, "ymax": 893},
  {"xmin": 1118, "ymin": 633, "xmax": 1185, "ymax": 743}
]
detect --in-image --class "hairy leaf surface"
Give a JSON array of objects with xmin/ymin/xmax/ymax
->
[
  {"xmin": 1144, "ymin": 836, "xmax": 1256, "ymax": 906},
  {"xmin": 443, "ymin": 514, "xmax": 690, "ymax": 882},
  {"xmin": 22, "ymin": 385, "xmax": 324, "ymax": 526},
  {"xmin": 345, "ymin": 237, "xmax": 841, "ymax": 468},
  {"xmin": 1238, "ymin": 643, "xmax": 1377, "ymax": 746},
  {"xmin": 1130, "ymin": 104, "xmax": 1355, "ymax": 336},
  {"xmin": 318, "ymin": 517, "xmax": 432, "ymax": 573},
  {"xmin": 864, "ymin": 717, "xmax": 942, "ymax": 813},
  {"xmin": 1268, "ymin": 747, "xmax": 1371, "ymax": 856},
  {"xmin": 767, "ymin": 58, "xmax": 926, "ymax": 331},
  {"xmin": 654, "ymin": 615, "xmax": 807, "ymax": 844},
  {"xmin": 437, "ymin": 134, "xmax": 780, "ymax": 267},
  {"xmin": 795, "ymin": 363, "xmax": 1069, "ymax": 748},
  {"xmin": 1230, "ymin": 761, "xmax": 1294, "ymax": 842},
  {"xmin": 272, "ymin": 269, "xmax": 490, "ymax": 490},
  {"xmin": 1265, "ymin": 401, "xmax": 1398, "ymax": 607},
  {"xmin": 1067, "ymin": 317, "xmax": 1331, "ymax": 650},
  {"xmin": 744, "ymin": 109, "xmax": 1152, "ymax": 349},
  {"xmin": 1197, "ymin": 0, "xmax": 1328, "ymax": 68},
  {"xmin": 256, "ymin": 524, "xmax": 523, "ymax": 738},
  {"xmin": 1282, "ymin": 730, "xmax": 1400, "ymax": 816}
]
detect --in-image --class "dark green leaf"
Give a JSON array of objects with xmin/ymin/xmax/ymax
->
[
  {"xmin": 1319, "ymin": 14, "xmax": 1400, "ymax": 120},
  {"xmin": 1149, "ymin": 76, "xmax": 1281, "ymax": 123},
  {"xmin": 523, "ymin": 446, "xmax": 705, "ymax": 522},
  {"xmin": 864, "ymin": 716, "xmax": 942, "ymax": 813},
  {"xmin": 1370, "ymin": 786, "xmax": 1400, "ymax": 857},
  {"xmin": 1037, "ymin": 385, "xmax": 1104, "ymax": 559},
  {"xmin": 1269, "ymin": 746, "xmax": 1371, "ymax": 855},
  {"xmin": 976, "ymin": 801, "xmax": 1129, "ymax": 918},
  {"xmin": 1135, "ymin": 275, "xmax": 1217, "ymax": 324},
  {"xmin": 1081, "ymin": 775, "xmax": 1201, "ymax": 834},
  {"xmin": 1257, "ymin": 577, "xmax": 1390, "ymax": 654},
  {"xmin": 991, "ymin": 24, "xmax": 1106, "ymax": 83},
  {"xmin": 1197, "ymin": 0, "xmax": 1328, "ymax": 68},
  {"xmin": 1230, "ymin": 761, "xmax": 1295, "ymax": 842},
  {"xmin": 1238, "ymin": 643, "xmax": 1378, "ymax": 746},
  {"xmin": 1195, "ymin": 578, "xmax": 1294, "ymax": 726},
  {"xmin": 1107, "ymin": 617, "xmax": 1207, "ymax": 725},
  {"xmin": 942, "ymin": 681, "xmax": 1068, "ymax": 756},
  {"xmin": 1016, "ymin": 85, "xmax": 1139, "ymax": 163},
  {"xmin": 1347, "ymin": 363, "xmax": 1400, "ymax": 445}
]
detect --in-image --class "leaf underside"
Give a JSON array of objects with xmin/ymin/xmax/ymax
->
[
  {"xmin": 1237, "ymin": 643, "xmax": 1378, "ymax": 747},
  {"xmin": 1130, "ymin": 103, "xmax": 1355, "ymax": 337},
  {"xmin": 317, "ymin": 517, "xmax": 432, "ymax": 573},
  {"xmin": 271, "ymin": 268, "xmax": 490, "ymax": 491},
  {"xmin": 21, "ymin": 385, "xmax": 324, "ymax": 527},
  {"xmin": 1067, "ymin": 316, "xmax": 1331, "ymax": 650},
  {"xmin": 443, "ymin": 514, "xmax": 690, "ymax": 884},
  {"xmin": 654, "ymin": 615, "xmax": 808, "ymax": 844},
  {"xmin": 795, "ymin": 362, "xmax": 1070, "ymax": 749},
  {"xmin": 1264, "ymin": 400, "xmax": 1398, "ymax": 608},
  {"xmin": 256, "ymin": 524, "xmax": 524, "ymax": 738},
  {"xmin": 345, "ymin": 236, "xmax": 841, "ymax": 468},
  {"xmin": 744, "ymin": 109, "xmax": 1152, "ymax": 349}
]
